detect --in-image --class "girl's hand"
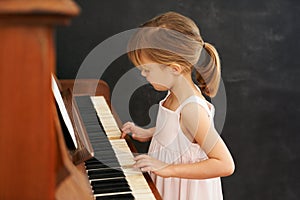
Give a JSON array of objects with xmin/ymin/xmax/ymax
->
[
  {"xmin": 121, "ymin": 122, "xmax": 153, "ymax": 142},
  {"xmin": 133, "ymin": 154, "xmax": 173, "ymax": 178}
]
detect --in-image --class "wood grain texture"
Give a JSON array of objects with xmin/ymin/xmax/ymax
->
[
  {"xmin": 0, "ymin": 22, "xmax": 56, "ymax": 200},
  {"xmin": 0, "ymin": 0, "xmax": 80, "ymax": 16},
  {"xmin": 0, "ymin": 0, "xmax": 80, "ymax": 199}
]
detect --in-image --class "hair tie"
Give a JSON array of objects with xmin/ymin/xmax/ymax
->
[{"xmin": 203, "ymin": 42, "xmax": 206, "ymax": 48}]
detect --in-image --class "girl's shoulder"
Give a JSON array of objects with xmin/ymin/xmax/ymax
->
[{"xmin": 178, "ymin": 95, "xmax": 214, "ymax": 116}]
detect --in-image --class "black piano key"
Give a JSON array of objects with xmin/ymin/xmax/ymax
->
[
  {"xmin": 91, "ymin": 178, "xmax": 128, "ymax": 188},
  {"xmin": 91, "ymin": 159, "xmax": 120, "ymax": 167},
  {"xmin": 85, "ymin": 129, "xmax": 104, "ymax": 135},
  {"xmin": 92, "ymin": 155, "xmax": 119, "ymax": 163},
  {"xmin": 93, "ymin": 149, "xmax": 116, "ymax": 155},
  {"xmin": 85, "ymin": 157, "xmax": 119, "ymax": 165},
  {"xmin": 93, "ymin": 146, "xmax": 115, "ymax": 152},
  {"xmin": 75, "ymin": 96, "xmax": 136, "ymax": 198},
  {"xmin": 93, "ymin": 185, "xmax": 131, "ymax": 194},
  {"xmin": 93, "ymin": 183, "xmax": 131, "ymax": 190},
  {"xmin": 90, "ymin": 144, "xmax": 112, "ymax": 150},
  {"xmin": 90, "ymin": 144, "xmax": 112, "ymax": 151},
  {"xmin": 93, "ymin": 148, "xmax": 115, "ymax": 154},
  {"xmin": 91, "ymin": 145, "xmax": 114, "ymax": 152},
  {"xmin": 86, "ymin": 163, "xmax": 120, "ymax": 170},
  {"xmin": 89, "ymin": 161, "xmax": 120, "ymax": 168},
  {"xmin": 85, "ymin": 163, "xmax": 109, "ymax": 170},
  {"xmin": 87, "ymin": 168, "xmax": 125, "ymax": 180},
  {"xmin": 95, "ymin": 193, "xmax": 135, "ymax": 200},
  {"xmin": 88, "ymin": 134, "xmax": 107, "ymax": 141},
  {"xmin": 91, "ymin": 155, "xmax": 118, "ymax": 161},
  {"xmin": 91, "ymin": 176, "xmax": 126, "ymax": 184},
  {"xmin": 88, "ymin": 172, "xmax": 123, "ymax": 180},
  {"xmin": 85, "ymin": 158, "xmax": 118, "ymax": 165},
  {"xmin": 85, "ymin": 160, "xmax": 116, "ymax": 166},
  {"xmin": 85, "ymin": 157, "xmax": 101, "ymax": 163},
  {"xmin": 90, "ymin": 140, "xmax": 111, "ymax": 148},
  {"xmin": 80, "ymin": 112, "xmax": 97, "ymax": 117},
  {"xmin": 87, "ymin": 167, "xmax": 124, "ymax": 175},
  {"xmin": 75, "ymin": 96, "xmax": 120, "ymax": 164},
  {"xmin": 91, "ymin": 144, "xmax": 111, "ymax": 150},
  {"xmin": 85, "ymin": 158, "xmax": 121, "ymax": 169},
  {"xmin": 89, "ymin": 138, "xmax": 111, "ymax": 145},
  {"xmin": 75, "ymin": 97, "xmax": 107, "ymax": 137},
  {"xmin": 94, "ymin": 149, "xmax": 115, "ymax": 155},
  {"xmin": 84, "ymin": 125, "xmax": 103, "ymax": 131},
  {"xmin": 94, "ymin": 152, "xmax": 119, "ymax": 160}
]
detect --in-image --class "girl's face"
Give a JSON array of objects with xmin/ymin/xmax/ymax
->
[{"xmin": 138, "ymin": 56, "xmax": 174, "ymax": 91}]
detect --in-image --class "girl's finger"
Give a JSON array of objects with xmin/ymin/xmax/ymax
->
[
  {"xmin": 121, "ymin": 131, "xmax": 127, "ymax": 138},
  {"xmin": 134, "ymin": 159, "xmax": 149, "ymax": 168},
  {"xmin": 122, "ymin": 122, "xmax": 134, "ymax": 128},
  {"xmin": 141, "ymin": 167, "xmax": 152, "ymax": 172},
  {"xmin": 121, "ymin": 124, "xmax": 134, "ymax": 132},
  {"xmin": 133, "ymin": 154, "xmax": 149, "ymax": 161},
  {"xmin": 121, "ymin": 124, "xmax": 130, "ymax": 131},
  {"xmin": 121, "ymin": 127, "xmax": 131, "ymax": 133}
]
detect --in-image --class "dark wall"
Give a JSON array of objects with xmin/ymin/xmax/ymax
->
[{"xmin": 56, "ymin": 0, "xmax": 300, "ymax": 199}]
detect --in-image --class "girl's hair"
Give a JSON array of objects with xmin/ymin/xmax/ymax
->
[{"xmin": 127, "ymin": 11, "xmax": 221, "ymax": 97}]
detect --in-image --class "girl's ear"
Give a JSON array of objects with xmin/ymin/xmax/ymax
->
[{"xmin": 169, "ymin": 63, "xmax": 182, "ymax": 75}]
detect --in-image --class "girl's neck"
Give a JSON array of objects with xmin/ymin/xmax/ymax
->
[{"xmin": 168, "ymin": 74, "xmax": 203, "ymax": 104}]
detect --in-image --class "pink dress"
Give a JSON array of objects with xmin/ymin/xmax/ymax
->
[{"xmin": 148, "ymin": 92, "xmax": 223, "ymax": 200}]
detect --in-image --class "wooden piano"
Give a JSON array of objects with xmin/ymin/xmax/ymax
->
[
  {"xmin": 0, "ymin": 0, "xmax": 161, "ymax": 199},
  {"xmin": 55, "ymin": 77, "xmax": 161, "ymax": 200}
]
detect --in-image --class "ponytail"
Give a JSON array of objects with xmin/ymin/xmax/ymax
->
[{"xmin": 195, "ymin": 42, "xmax": 221, "ymax": 97}]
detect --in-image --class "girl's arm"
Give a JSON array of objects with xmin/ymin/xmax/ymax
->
[
  {"xmin": 121, "ymin": 122, "xmax": 155, "ymax": 142},
  {"xmin": 134, "ymin": 103, "xmax": 235, "ymax": 179},
  {"xmin": 167, "ymin": 138, "xmax": 234, "ymax": 179},
  {"xmin": 169, "ymin": 103, "xmax": 235, "ymax": 179}
]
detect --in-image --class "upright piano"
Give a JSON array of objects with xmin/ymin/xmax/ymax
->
[
  {"xmin": 54, "ymin": 78, "xmax": 161, "ymax": 200},
  {"xmin": 0, "ymin": 0, "xmax": 161, "ymax": 199}
]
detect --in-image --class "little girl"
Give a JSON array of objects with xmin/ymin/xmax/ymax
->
[{"xmin": 121, "ymin": 12, "xmax": 234, "ymax": 200}]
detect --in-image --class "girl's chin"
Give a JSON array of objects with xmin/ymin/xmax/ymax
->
[{"xmin": 151, "ymin": 83, "xmax": 169, "ymax": 91}]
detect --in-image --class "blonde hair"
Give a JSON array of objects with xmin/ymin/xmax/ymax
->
[{"xmin": 127, "ymin": 11, "xmax": 221, "ymax": 97}]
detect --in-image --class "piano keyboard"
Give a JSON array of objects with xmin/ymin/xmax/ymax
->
[{"xmin": 75, "ymin": 96, "xmax": 156, "ymax": 200}]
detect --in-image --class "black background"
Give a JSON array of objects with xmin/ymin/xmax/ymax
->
[{"xmin": 56, "ymin": 0, "xmax": 300, "ymax": 199}]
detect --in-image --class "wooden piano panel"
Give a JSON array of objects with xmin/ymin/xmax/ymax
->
[
  {"xmin": 0, "ymin": 1, "xmax": 80, "ymax": 199},
  {"xmin": 59, "ymin": 79, "xmax": 111, "ymax": 107},
  {"xmin": 0, "ymin": 22, "xmax": 56, "ymax": 200}
]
